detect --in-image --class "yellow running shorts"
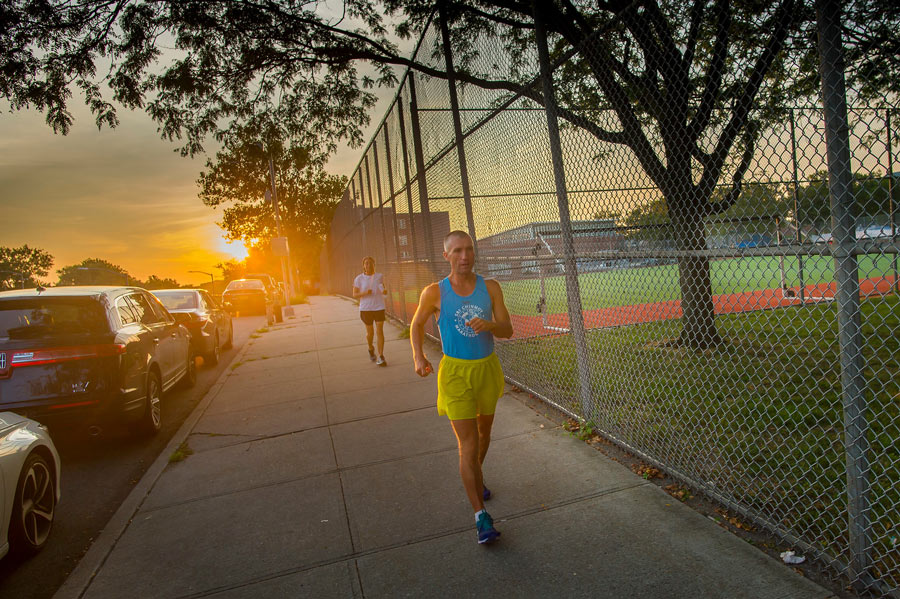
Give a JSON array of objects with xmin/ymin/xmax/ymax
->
[{"xmin": 437, "ymin": 353, "xmax": 505, "ymax": 420}]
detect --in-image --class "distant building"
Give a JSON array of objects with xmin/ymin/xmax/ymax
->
[{"xmin": 476, "ymin": 220, "xmax": 624, "ymax": 279}]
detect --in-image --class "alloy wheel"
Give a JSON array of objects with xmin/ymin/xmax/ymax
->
[{"xmin": 19, "ymin": 457, "xmax": 54, "ymax": 548}]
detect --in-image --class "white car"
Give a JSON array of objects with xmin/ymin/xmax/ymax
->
[{"xmin": 0, "ymin": 412, "xmax": 60, "ymax": 559}]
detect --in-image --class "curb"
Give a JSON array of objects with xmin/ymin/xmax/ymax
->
[{"xmin": 53, "ymin": 329, "xmax": 258, "ymax": 599}]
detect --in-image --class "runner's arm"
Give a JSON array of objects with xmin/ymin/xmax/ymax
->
[
  {"xmin": 485, "ymin": 279, "xmax": 513, "ymax": 339},
  {"xmin": 411, "ymin": 283, "xmax": 439, "ymax": 376},
  {"xmin": 352, "ymin": 284, "xmax": 371, "ymax": 299}
]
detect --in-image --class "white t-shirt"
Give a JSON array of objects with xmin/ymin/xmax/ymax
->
[{"xmin": 353, "ymin": 272, "xmax": 386, "ymax": 311}]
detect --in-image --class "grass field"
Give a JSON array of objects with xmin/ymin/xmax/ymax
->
[
  {"xmin": 498, "ymin": 294, "xmax": 900, "ymax": 586},
  {"xmin": 499, "ymin": 254, "xmax": 899, "ymax": 316}
]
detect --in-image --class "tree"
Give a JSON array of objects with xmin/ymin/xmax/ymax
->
[
  {"xmin": 142, "ymin": 275, "xmax": 181, "ymax": 289},
  {"xmin": 3, "ymin": 0, "xmax": 898, "ymax": 346},
  {"xmin": 0, "ymin": 245, "xmax": 53, "ymax": 290},
  {"xmin": 57, "ymin": 259, "xmax": 132, "ymax": 286},
  {"xmin": 198, "ymin": 121, "xmax": 346, "ymax": 282},
  {"xmin": 216, "ymin": 259, "xmax": 246, "ymax": 284}
]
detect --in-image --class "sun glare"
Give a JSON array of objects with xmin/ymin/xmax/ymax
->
[{"xmin": 217, "ymin": 236, "xmax": 249, "ymax": 261}]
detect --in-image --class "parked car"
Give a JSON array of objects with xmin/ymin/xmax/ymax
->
[
  {"xmin": 244, "ymin": 273, "xmax": 285, "ymax": 322},
  {"xmin": 152, "ymin": 289, "xmax": 233, "ymax": 366},
  {"xmin": 0, "ymin": 412, "xmax": 60, "ymax": 559},
  {"xmin": 0, "ymin": 286, "xmax": 195, "ymax": 437},
  {"xmin": 222, "ymin": 279, "xmax": 274, "ymax": 325}
]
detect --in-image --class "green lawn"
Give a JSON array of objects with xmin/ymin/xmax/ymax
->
[
  {"xmin": 500, "ymin": 254, "xmax": 898, "ymax": 316},
  {"xmin": 497, "ymin": 295, "xmax": 900, "ymax": 585}
]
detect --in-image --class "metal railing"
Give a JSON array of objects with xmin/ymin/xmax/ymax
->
[{"xmin": 322, "ymin": 2, "xmax": 899, "ymax": 595}]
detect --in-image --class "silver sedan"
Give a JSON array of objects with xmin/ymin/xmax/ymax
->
[{"xmin": 0, "ymin": 412, "xmax": 61, "ymax": 559}]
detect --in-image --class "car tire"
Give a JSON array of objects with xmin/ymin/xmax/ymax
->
[
  {"xmin": 205, "ymin": 333, "xmax": 220, "ymax": 366},
  {"xmin": 137, "ymin": 371, "xmax": 163, "ymax": 436},
  {"xmin": 9, "ymin": 452, "xmax": 56, "ymax": 556},
  {"xmin": 223, "ymin": 323, "xmax": 234, "ymax": 349},
  {"xmin": 179, "ymin": 351, "xmax": 197, "ymax": 389}
]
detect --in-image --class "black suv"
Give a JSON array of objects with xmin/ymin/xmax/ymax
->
[{"xmin": 0, "ymin": 286, "xmax": 195, "ymax": 436}]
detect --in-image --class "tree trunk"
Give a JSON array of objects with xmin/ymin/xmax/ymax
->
[{"xmin": 669, "ymin": 192, "xmax": 724, "ymax": 350}]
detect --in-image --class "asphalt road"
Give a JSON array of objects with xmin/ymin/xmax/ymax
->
[{"xmin": 0, "ymin": 314, "xmax": 266, "ymax": 599}]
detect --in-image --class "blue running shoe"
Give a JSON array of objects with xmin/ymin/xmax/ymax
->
[
  {"xmin": 476, "ymin": 511, "xmax": 500, "ymax": 545},
  {"xmin": 483, "ymin": 483, "xmax": 492, "ymax": 501}
]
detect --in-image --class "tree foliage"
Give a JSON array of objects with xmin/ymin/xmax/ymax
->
[
  {"xmin": 0, "ymin": 245, "xmax": 54, "ymax": 290},
  {"xmin": 198, "ymin": 120, "xmax": 346, "ymax": 280},
  {"xmin": 3, "ymin": 0, "xmax": 898, "ymax": 346},
  {"xmin": 56, "ymin": 258, "xmax": 133, "ymax": 286}
]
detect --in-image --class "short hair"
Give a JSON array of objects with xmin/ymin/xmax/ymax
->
[{"xmin": 443, "ymin": 230, "xmax": 472, "ymax": 251}]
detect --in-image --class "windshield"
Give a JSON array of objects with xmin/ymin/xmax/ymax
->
[
  {"xmin": 225, "ymin": 280, "xmax": 264, "ymax": 290},
  {"xmin": 0, "ymin": 296, "xmax": 109, "ymax": 340},
  {"xmin": 153, "ymin": 291, "xmax": 199, "ymax": 310}
]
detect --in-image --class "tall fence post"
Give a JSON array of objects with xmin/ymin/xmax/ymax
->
[
  {"xmin": 532, "ymin": 1, "xmax": 595, "ymax": 417},
  {"xmin": 397, "ymin": 100, "xmax": 421, "ymax": 265},
  {"xmin": 438, "ymin": 3, "xmax": 478, "ymax": 243},
  {"xmin": 408, "ymin": 74, "xmax": 437, "ymax": 267},
  {"xmin": 372, "ymin": 139, "xmax": 395, "ymax": 316},
  {"xmin": 887, "ymin": 109, "xmax": 898, "ymax": 293},
  {"xmin": 789, "ymin": 109, "xmax": 806, "ymax": 303},
  {"xmin": 383, "ymin": 121, "xmax": 409, "ymax": 323},
  {"xmin": 816, "ymin": 0, "xmax": 871, "ymax": 588}
]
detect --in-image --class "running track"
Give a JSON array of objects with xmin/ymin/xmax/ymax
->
[{"xmin": 396, "ymin": 276, "xmax": 898, "ymax": 340}]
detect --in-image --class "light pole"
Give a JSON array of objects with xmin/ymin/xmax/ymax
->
[
  {"xmin": 188, "ymin": 270, "xmax": 215, "ymax": 293},
  {"xmin": 76, "ymin": 267, "xmax": 130, "ymax": 285},
  {"xmin": 256, "ymin": 141, "xmax": 296, "ymax": 316},
  {"xmin": 0, "ymin": 269, "xmax": 26, "ymax": 289}
]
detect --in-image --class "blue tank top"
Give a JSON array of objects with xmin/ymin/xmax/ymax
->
[{"xmin": 438, "ymin": 275, "xmax": 494, "ymax": 360}]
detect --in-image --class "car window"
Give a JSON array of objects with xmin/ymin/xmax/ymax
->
[
  {"xmin": 116, "ymin": 296, "xmax": 139, "ymax": 326},
  {"xmin": 145, "ymin": 292, "xmax": 175, "ymax": 323},
  {"xmin": 154, "ymin": 291, "xmax": 198, "ymax": 310},
  {"xmin": 225, "ymin": 280, "xmax": 265, "ymax": 290},
  {"xmin": 127, "ymin": 293, "xmax": 162, "ymax": 325},
  {"xmin": 0, "ymin": 296, "xmax": 109, "ymax": 340},
  {"xmin": 198, "ymin": 290, "xmax": 217, "ymax": 310}
]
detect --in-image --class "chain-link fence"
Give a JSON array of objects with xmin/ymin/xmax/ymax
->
[{"xmin": 322, "ymin": 2, "xmax": 899, "ymax": 595}]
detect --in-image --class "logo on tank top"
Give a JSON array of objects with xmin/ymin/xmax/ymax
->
[{"xmin": 454, "ymin": 302, "xmax": 485, "ymax": 338}]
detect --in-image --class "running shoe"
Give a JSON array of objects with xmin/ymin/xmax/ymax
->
[
  {"xmin": 376, "ymin": 355, "xmax": 387, "ymax": 366},
  {"xmin": 476, "ymin": 511, "xmax": 500, "ymax": 545},
  {"xmin": 368, "ymin": 347, "xmax": 376, "ymax": 361}
]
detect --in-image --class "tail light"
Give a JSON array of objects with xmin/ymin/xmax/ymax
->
[
  {"xmin": 8, "ymin": 344, "xmax": 126, "ymax": 369},
  {"xmin": 183, "ymin": 313, "xmax": 211, "ymax": 330}
]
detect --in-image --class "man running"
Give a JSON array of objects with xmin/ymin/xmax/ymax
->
[
  {"xmin": 353, "ymin": 256, "xmax": 388, "ymax": 366},
  {"xmin": 410, "ymin": 230, "xmax": 513, "ymax": 545}
]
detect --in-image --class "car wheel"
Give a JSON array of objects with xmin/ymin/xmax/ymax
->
[
  {"xmin": 137, "ymin": 371, "xmax": 163, "ymax": 436},
  {"xmin": 223, "ymin": 323, "xmax": 234, "ymax": 349},
  {"xmin": 9, "ymin": 452, "xmax": 56, "ymax": 556},
  {"xmin": 179, "ymin": 351, "xmax": 197, "ymax": 389},
  {"xmin": 205, "ymin": 333, "xmax": 220, "ymax": 366}
]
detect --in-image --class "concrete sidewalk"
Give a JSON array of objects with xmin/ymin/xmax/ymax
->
[{"xmin": 56, "ymin": 296, "xmax": 835, "ymax": 599}]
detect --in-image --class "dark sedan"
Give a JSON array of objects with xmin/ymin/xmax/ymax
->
[
  {"xmin": 0, "ymin": 286, "xmax": 195, "ymax": 437},
  {"xmin": 222, "ymin": 279, "xmax": 274, "ymax": 325},
  {"xmin": 152, "ymin": 289, "xmax": 233, "ymax": 366}
]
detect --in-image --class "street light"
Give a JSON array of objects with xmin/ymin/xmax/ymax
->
[
  {"xmin": 76, "ymin": 267, "xmax": 130, "ymax": 285},
  {"xmin": 188, "ymin": 270, "xmax": 215, "ymax": 293},
  {"xmin": 0, "ymin": 269, "xmax": 26, "ymax": 289}
]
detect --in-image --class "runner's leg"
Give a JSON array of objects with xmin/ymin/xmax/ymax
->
[
  {"xmin": 476, "ymin": 413, "xmax": 494, "ymax": 466},
  {"xmin": 375, "ymin": 320, "xmax": 385, "ymax": 356},
  {"xmin": 451, "ymin": 418, "xmax": 484, "ymax": 512},
  {"xmin": 365, "ymin": 322, "xmax": 374, "ymax": 351}
]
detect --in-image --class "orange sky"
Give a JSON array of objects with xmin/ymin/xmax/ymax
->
[{"xmin": 0, "ymin": 96, "xmax": 373, "ymax": 288}]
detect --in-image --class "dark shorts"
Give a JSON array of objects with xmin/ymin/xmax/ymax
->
[{"xmin": 360, "ymin": 310, "xmax": 385, "ymax": 325}]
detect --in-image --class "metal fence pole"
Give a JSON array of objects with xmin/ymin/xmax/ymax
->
[
  {"xmin": 816, "ymin": 0, "xmax": 872, "ymax": 588},
  {"xmin": 372, "ymin": 139, "xmax": 395, "ymax": 316},
  {"xmin": 383, "ymin": 121, "xmax": 409, "ymax": 323},
  {"xmin": 789, "ymin": 109, "xmax": 806, "ymax": 303},
  {"xmin": 887, "ymin": 109, "xmax": 898, "ymax": 293},
  {"xmin": 408, "ymin": 74, "xmax": 437, "ymax": 266},
  {"xmin": 364, "ymin": 155, "xmax": 381, "ymax": 265},
  {"xmin": 438, "ymin": 3, "xmax": 478, "ymax": 243},
  {"xmin": 397, "ymin": 100, "xmax": 421, "ymax": 264},
  {"xmin": 532, "ymin": 1, "xmax": 595, "ymax": 417}
]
